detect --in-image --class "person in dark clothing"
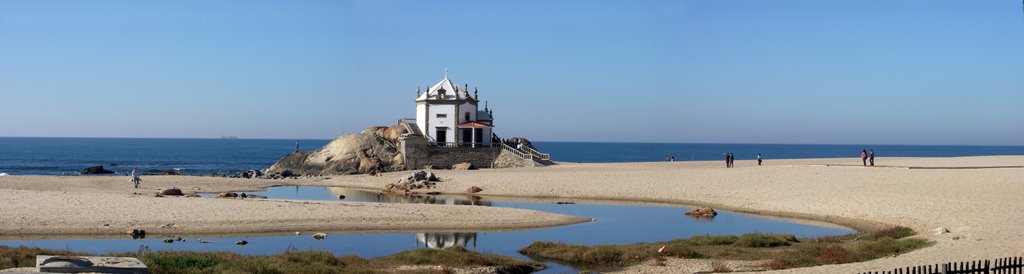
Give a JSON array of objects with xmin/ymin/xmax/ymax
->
[
  {"xmin": 757, "ymin": 153, "xmax": 763, "ymax": 166},
  {"xmin": 869, "ymin": 150, "xmax": 875, "ymax": 166},
  {"xmin": 861, "ymin": 150, "xmax": 868, "ymax": 166},
  {"xmin": 724, "ymin": 153, "xmax": 730, "ymax": 168},
  {"xmin": 728, "ymin": 153, "xmax": 734, "ymax": 168}
]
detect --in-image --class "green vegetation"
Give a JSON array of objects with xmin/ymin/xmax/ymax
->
[
  {"xmin": 520, "ymin": 227, "xmax": 932, "ymax": 272},
  {"xmin": 0, "ymin": 245, "xmax": 542, "ymax": 274},
  {"xmin": 733, "ymin": 233, "xmax": 798, "ymax": 248},
  {"xmin": 519, "ymin": 241, "xmax": 702, "ymax": 268}
]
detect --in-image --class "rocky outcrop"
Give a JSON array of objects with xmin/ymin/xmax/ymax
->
[
  {"xmin": 383, "ymin": 171, "xmax": 439, "ymax": 194},
  {"xmin": 684, "ymin": 207, "xmax": 718, "ymax": 218},
  {"xmin": 266, "ymin": 125, "xmax": 404, "ymax": 176},
  {"xmin": 81, "ymin": 166, "xmax": 114, "ymax": 175},
  {"xmin": 452, "ymin": 162, "xmax": 476, "ymax": 170},
  {"xmin": 504, "ymin": 137, "xmax": 536, "ymax": 150}
]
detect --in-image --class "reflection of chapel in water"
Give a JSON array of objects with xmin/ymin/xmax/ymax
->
[{"xmin": 416, "ymin": 232, "xmax": 477, "ymax": 249}]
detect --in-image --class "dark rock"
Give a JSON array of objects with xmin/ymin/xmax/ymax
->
[
  {"xmin": 159, "ymin": 188, "xmax": 184, "ymax": 196},
  {"xmin": 505, "ymin": 137, "xmax": 537, "ymax": 150},
  {"xmin": 235, "ymin": 240, "xmax": 248, "ymax": 245},
  {"xmin": 210, "ymin": 172, "xmax": 225, "ymax": 177},
  {"xmin": 240, "ymin": 193, "xmax": 248, "ymax": 198},
  {"xmin": 81, "ymin": 166, "xmax": 114, "ymax": 175},
  {"xmin": 217, "ymin": 192, "xmax": 238, "ymax": 198},
  {"xmin": 241, "ymin": 170, "xmax": 263, "ymax": 179},
  {"xmin": 162, "ymin": 239, "xmax": 174, "ymax": 243},
  {"xmin": 555, "ymin": 201, "xmax": 576, "ymax": 205},
  {"xmin": 426, "ymin": 192, "xmax": 441, "ymax": 195},
  {"xmin": 127, "ymin": 229, "xmax": 146, "ymax": 239},
  {"xmin": 280, "ymin": 170, "xmax": 295, "ymax": 177},
  {"xmin": 684, "ymin": 207, "xmax": 718, "ymax": 218},
  {"xmin": 337, "ymin": 195, "xmax": 345, "ymax": 200},
  {"xmin": 466, "ymin": 186, "xmax": 483, "ymax": 193},
  {"xmin": 161, "ymin": 170, "xmax": 179, "ymax": 176}
]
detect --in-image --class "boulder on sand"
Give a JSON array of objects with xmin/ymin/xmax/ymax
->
[
  {"xmin": 684, "ymin": 207, "xmax": 718, "ymax": 218},
  {"xmin": 452, "ymin": 163, "xmax": 476, "ymax": 170},
  {"xmin": 160, "ymin": 188, "xmax": 184, "ymax": 196},
  {"xmin": 81, "ymin": 166, "xmax": 115, "ymax": 175},
  {"xmin": 266, "ymin": 125, "xmax": 405, "ymax": 176}
]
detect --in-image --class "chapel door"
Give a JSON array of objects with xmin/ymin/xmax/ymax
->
[{"xmin": 436, "ymin": 128, "xmax": 447, "ymax": 143}]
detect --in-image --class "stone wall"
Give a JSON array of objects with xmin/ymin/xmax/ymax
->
[
  {"xmin": 400, "ymin": 135, "xmax": 502, "ymax": 170},
  {"xmin": 423, "ymin": 147, "xmax": 501, "ymax": 169},
  {"xmin": 399, "ymin": 135, "xmax": 430, "ymax": 170}
]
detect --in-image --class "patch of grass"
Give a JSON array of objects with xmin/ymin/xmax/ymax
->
[
  {"xmin": 383, "ymin": 246, "xmax": 540, "ymax": 269},
  {"xmin": 869, "ymin": 226, "xmax": 915, "ymax": 239},
  {"xmin": 0, "ymin": 245, "xmax": 539, "ymax": 274},
  {"xmin": 521, "ymin": 228, "xmax": 931, "ymax": 272},
  {"xmin": 0, "ymin": 246, "xmax": 87, "ymax": 269},
  {"xmin": 689, "ymin": 235, "xmax": 738, "ymax": 246},
  {"xmin": 710, "ymin": 260, "xmax": 732, "ymax": 272},
  {"xmin": 765, "ymin": 236, "xmax": 933, "ymax": 269},
  {"xmin": 732, "ymin": 234, "xmax": 797, "ymax": 248},
  {"xmin": 519, "ymin": 241, "xmax": 702, "ymax": 269}
]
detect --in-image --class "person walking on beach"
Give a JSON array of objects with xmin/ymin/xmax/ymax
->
[
  {"xmin": 724, "ymin": 153, "xmax": 730, "ymax": 168},
  {"xmin": 869, "ymin": 149, "xmax": 875, "ymax": 166},
  {"xmin": 861, "ymin": 150, "xmax": 868, "ymax": 166},
  {"xmin": 757, "ymin": 153, "xmax": 763, "ymax": 166},
  {"xmin": 130, "ymin": 167, "xmax": 141, "ymax": 188}
]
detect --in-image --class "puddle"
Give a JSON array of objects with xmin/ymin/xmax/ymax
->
[{"xmin": 1, "ymin": 186, "xmax": 855, "ymax": 273}]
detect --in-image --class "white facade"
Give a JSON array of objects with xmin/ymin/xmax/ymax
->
[{"xmin": 414, "ymin": 72, "xmax": 495, "ymax": 146}]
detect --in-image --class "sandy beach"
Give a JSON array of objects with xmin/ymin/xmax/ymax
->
[
  {"xmin": 0, "ymin": 175, "xmax": 589, "ymax": 237},
  {"xmin": 314, "ymin": 156, "xmax": 1024, "ymax": 273},
  {"xmin": 1, "ymin": 156, "xmax": 1021, "ymax": 273}
]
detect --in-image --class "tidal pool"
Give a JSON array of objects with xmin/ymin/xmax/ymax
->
[{"xmin": 1, "ymin": 186, "xmax": 854, "ymax": 273}]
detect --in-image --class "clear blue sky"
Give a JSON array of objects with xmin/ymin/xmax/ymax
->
[{"xmin": 1, "ymin": 0, "xmax": 1022, "ymax": 145}]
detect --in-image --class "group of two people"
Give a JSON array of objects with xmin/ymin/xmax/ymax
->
[{"xmin": 861, "ymin": 149, "xmax": 876, "ymax": 166}]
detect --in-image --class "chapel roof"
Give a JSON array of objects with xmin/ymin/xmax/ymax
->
[{"xmin": 417, "ymin": 70, "xmax": 474, "ymax": 101}]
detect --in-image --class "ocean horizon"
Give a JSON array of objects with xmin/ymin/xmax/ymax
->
[{"xmin": 2, "ymin": 136, "xmax": 1023, "ymax": 176}]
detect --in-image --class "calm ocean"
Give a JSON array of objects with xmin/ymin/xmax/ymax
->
[{"xmin": 1, "ymin": 137, "xmax": 1022, "ymax": 176}]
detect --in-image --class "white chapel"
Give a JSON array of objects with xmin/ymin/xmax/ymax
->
[{"xmin": 415, "ymin": 71, "xmax": 495, "ymax": 146}]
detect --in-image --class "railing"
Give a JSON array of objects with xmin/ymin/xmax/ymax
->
[
  {"xmin": 500, "ymin": 143, "xmax": 534, "ymax": 160},
  {"xmin": 858, "ymin": 256, "xmax": 1023, "ymax": 274},
  {"xmin": 523, "ymin": 146, "xmax": 551, "ymax": 161},
  {"xmin": 397, "ymin": 118, "xmax": 423, "ymax": 136}
]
